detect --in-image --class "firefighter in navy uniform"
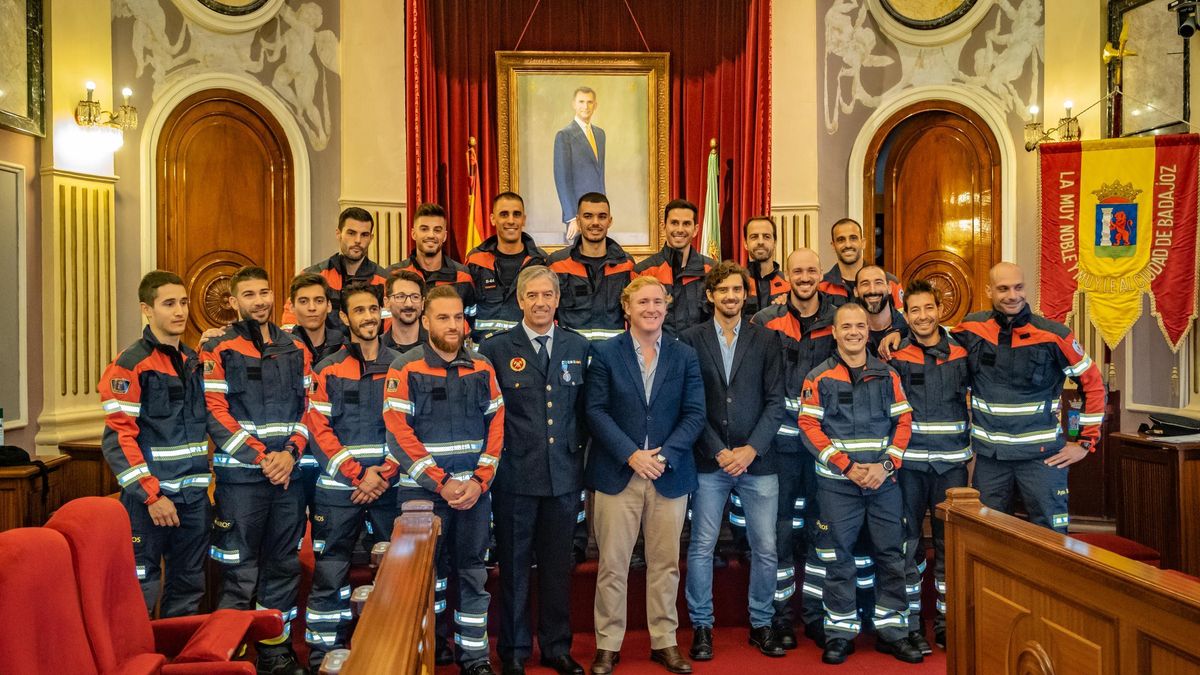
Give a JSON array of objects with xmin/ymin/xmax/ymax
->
[
  {"xmin": 383, "ymin": 269, "xmax": 429, "ymax": 354},
  {"xmin": 634, "ymin": 199, "xmax": 716, "ymax": 335},
  {"xmin": 302, "ymin": 281, "xmax": 402, "ymax": 670},
  {"xmin": 886, "ymin": 279, "xmax": 972, "ymax": 653},
  {"xmin": 202, "ymin": 266, "xmax": 311, "ymax": 675},
  {"xmin": 466, "ymin": 192, "xmax": 549, "ymax": 340},
  {"xmin": 547, "ymin": 192, "xmax": 635, "ymax": 342},
  {"xmin": 287, "ymin": 273, "xmax": 346, "ymax": 363},
  {"xmin": 384, "ymin": 286, "xmax": 506, "ymax": 675},
  {"xmin": 750, "ymin": 247, "xmax": 845, "ymax": 648},
  {"xmin": 99, "ymin": 271, "xmax": 212, "ymax": 617},
  {"xmin": 952, "ymin": 262, "xmax": 1106, "ymax": 534},
  {"xmin": 479, "ymin": 266, "xmax": 590, "ymax": 675},
  {"xmin": 389, "ymin": 202, "xmax": 477, "ymax": 317},
  {"xmin": 286, "ymin": 272, "xmax": 346, "ymax": 510},
  {"xmin": 817, "ymin": 218, "xmax": 903, "ymax": 310},
  {"xmin": 547, "ymin": 192, "xmax": 634, "ymax": 563},
  {"xmin": 282, "ymin": 207, "xmax": 390, "ymax": 331},
  {"xmin": 742, "ymin": 217, "xmax": 789, "ymax": 317},
  {"xmin": 855, "ymin": 265, "xmax": 909, "ymax": 354},
  {"xmin": 797, "ymin": 302, "xmax": 923, "ymax": 666}
]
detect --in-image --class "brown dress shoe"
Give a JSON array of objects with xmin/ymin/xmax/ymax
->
[
  {"xmin": 649, "ymin": 646, "xmax": 692, "ymax": 674},
  {"xmin": 590, "ymin": 649, "xmax": 620, "ymax": 675}
]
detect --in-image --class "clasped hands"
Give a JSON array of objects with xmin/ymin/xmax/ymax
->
[
  {"xmin": 441, "ymin": 477, "xmax": 483, "ymax": 510},
  {"xmin": 845, "ymin": 462, "xmax": 889, "ymax": 490},
  {"xmin": 715, "ymin": 445, "xmax": 758, "ymax": 477}
]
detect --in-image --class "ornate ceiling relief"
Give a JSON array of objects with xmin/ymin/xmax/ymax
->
[{"xmin": 824, "ymin": 0, "xmax": 1043, "ymax": 133}]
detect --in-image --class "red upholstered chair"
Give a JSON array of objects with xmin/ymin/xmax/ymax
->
[
  {"xmin": 45, "ymin": 497, "xmax": 283, "ymax": 674},
  {"xmin": 1071, "ymin": 532, "xmax": 1162, "ymax": 568},
  {"xmin": 0, "ymin": 527, "xmax": 161, "ymax": 675}
]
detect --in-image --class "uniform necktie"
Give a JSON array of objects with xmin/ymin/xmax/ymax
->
[
  {"xmin": 584, "ymin": 124, "xmax": 598, "ymax": 159},
  {"xmin": 536, "ymin": 335, "xmax": 551, "ymax": 372}
]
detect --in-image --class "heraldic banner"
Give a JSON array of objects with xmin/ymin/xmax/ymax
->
[{"xmin": 1039, "ymin": 134, "xmax": 1200, "ymax": 351}]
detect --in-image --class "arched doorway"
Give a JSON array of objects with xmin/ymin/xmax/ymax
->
[
  {"xmin": 156, "ymin": 88, "xmax": 295, "ymax": 346},
  {"xmin": 862, "ymin": 99, "xmax": 1002, "ymax": 324}
]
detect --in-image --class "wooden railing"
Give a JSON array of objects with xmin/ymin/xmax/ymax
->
[
  {"xmin": 938, "ymin": 487, "xmax": 1200, "ymax": 674},
  {"xmin": 339, "ymin": 500, "xmax": 441, "ymax": 675}
]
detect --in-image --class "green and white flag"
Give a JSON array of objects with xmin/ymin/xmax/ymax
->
[{"xmin": 700, "ymin": 141, "xmax": 721, "ymax": 260}]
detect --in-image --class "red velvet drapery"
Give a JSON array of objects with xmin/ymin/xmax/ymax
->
[{"xmin": 406, "ymin": 0, "xmax": 771, "ymax": 262}]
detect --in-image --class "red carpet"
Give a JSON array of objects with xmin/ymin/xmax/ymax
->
[{"xmin": 434, "ymin": 627, "xmax": 946, "ymax": 674}]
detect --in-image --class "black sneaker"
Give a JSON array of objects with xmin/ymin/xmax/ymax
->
[
  {"xmin": 821, "ymin": 637, "xmax": 855, "ymax": 665},
  {"xmin": 462, "ymin": 661, "xmax": 497, "ymax": 675},
  {"xmin": 256, "ymin": 649, "xmax": 305, "ymax": 675},
  {"xmin": 748, "ymin": 626, "xmax": 785, "ymax": 657},
  {"xmin": 773, "ymin": 620, "xmax": 797, "ymax": 650},
  {"xmin": 908, "ymin": 630, "xmax": 933, "ymax": 655},
  {"xmin": 875, "ymin": 637, "xmax": 924, "ymax": 664},
  {"xmin": 689, "ymin": 626, "xmax": 713, "ymax": 661},
  {"xmin": 934, "ymin": 628, "xmax": 946, "ymax": 650}
]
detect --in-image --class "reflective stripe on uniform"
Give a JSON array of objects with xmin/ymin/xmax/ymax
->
[
  {"xmin": 911, "ymin": 420, "xmax": 967, "ymax": 434},
  {"xmin": 103, "ymin": 399, "xmax": 142, "ymax": 417},
  {"xmin": 971, "ymin": 425, "xmax": 1060, "ymax": 445},
  {"xmin": 149, "ymin": 443, "xmax": 208, "ymax": 462}
]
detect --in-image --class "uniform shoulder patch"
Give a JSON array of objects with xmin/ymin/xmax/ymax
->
[
  {"xmin": 802, "ymin": 386, "xmax": 812, "ymax": 400},
  {"xmin": 203, "ymin": 359, "xmax": 216, "ymax": 374},
  {"xmin": 386, "ymin": 377, "xmax": 399, "ymax": 393},
  {"xmin": 309, "ymin": 379, "xmax": 319, "ymax": 394},
  {"xmin": 1071, "ymin": 339, "xmax": 1085, "ymax": 356},
  {"xmin": 111, "ymin": 378, "xmax": 130, "ymax": 394}
]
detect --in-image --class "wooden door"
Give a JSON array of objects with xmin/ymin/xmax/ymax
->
[
  {"xmin": 865, "ymin": 101, "xmax": 1001, "ymax": 324},
  {"xmin": 157, "ymin": 88, "xmax": 294, "ymax": 346}
]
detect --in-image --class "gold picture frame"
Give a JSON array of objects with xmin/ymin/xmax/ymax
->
[{"xmin": 496, "ymin": 51, "xmax": 669, "ymax": 256}]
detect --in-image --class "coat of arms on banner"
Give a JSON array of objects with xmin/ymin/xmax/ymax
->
[{"xmin": 1093, "ymin": 181, "xmax": 1140, "ymax": 257}]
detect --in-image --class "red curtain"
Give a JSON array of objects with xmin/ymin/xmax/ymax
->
[{"xmin": 406, "ymin": 0, "xmax": 772, "ymax": 262}]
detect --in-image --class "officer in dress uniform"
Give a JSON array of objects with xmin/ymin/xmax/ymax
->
[{"xmin": 479, "ymin": 266, "xmax": 590, "ymax": 675}]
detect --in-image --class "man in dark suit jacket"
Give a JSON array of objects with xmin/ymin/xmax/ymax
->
[
  {"xmin": 584, "ymin": 276, "xmax": 705, "ymax": 675},
  {"xmin": 554, "ymin": 87, "xmax": 606, "ymax": 241},
  {"xmin": 680, "ymin": 262, "xmax": 786, "ymax": 660},
  {"xmin": 478, "ymin": 266, "xmax": 590, "ymax": 675}
]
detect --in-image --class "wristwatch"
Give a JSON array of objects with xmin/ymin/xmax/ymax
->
[
  {"xmin": 881, "ymin": 459, "xmax": 896, "ymax": 473},
  {"xmin": 1079, "ymin": 439, "xmax": 1095, "ymax": 452}
]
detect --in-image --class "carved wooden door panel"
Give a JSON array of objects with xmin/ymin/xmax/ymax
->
[
  {"xmin": 157, "ymin": 88, "xmax": 294, "ymax": 347},
  {"xmin": 871, "ymin": 101, "xmax": 1001, "ymax": 324}
]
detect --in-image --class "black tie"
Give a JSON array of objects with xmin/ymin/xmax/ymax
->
[{"xmin": 535, "ymin": 335, "xmax": 551, "ymax": 372}]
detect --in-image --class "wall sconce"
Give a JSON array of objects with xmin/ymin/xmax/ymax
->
[
  {"xmin": 73, "ymin": 81, "xmax": 138, "ymax": 152},
  {"xmin": 1024, "ymin": 100, "xmax": 1083, "ymax": 151}
]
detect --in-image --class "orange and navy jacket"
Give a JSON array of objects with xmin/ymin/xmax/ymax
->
[
  {"xmin": 382, "ymin": 345, "xmax": 505, "ymax": 495},
  {"xmin": 465, "ymin": 233, "xmax": 549, "ymax": 339},
  {"xmin": 201, "ymin": 319, "xmax": 312, "ymax": 484},
  {"xmin": 290, "ymin": 325, "xmax": 345, "ymax": 469},
  {"xmin": 819, "ymin": 264, "xmax": 904, "ymax": 311},
  {"xmin": 303, "ymin": 338, "xmax": 401, "ymax": 503},
  {"xmin": 634, "ymin": 244, "xmax": 715, "ymax": 335},
  {"xmin": 888, "ymin": 334, "xmax": 973, "ymax": 472},
  {"xmin": 389, "ymin": 254, "xmax": 478, "ymax": 319},
  {"xmin": 953, "ymin": 306, "xmax": 1106, "ymax": 461},
  {"xmin": 798, "ymin": 354, "xmax": 913, "ymax": 481},
  {"xmin": 99, "ymin": 327, "xmax": 210, "ymax": 505},
  {"xmin": 751, "ymin": 292, "xmax": 843, "ymax": 452},
  {"xmin": 282, "ymin": 253, "xmax": 391, "ymax": 330},
  {"xmin": 745, "ymin": 261, "xmax": 790, "ymax": 317},
  {"xmin": 547, "ymin": 236, "xmax": 635, "ymax": 341}
]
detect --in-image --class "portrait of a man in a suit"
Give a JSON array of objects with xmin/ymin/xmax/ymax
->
[{"xmin": 553, "ymin": 86, "xmax": 606, "ymax": 243}]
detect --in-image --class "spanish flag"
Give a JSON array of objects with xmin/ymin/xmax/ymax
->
[
  {"xmin": 1039, "ymin": 134, "xmax": 1200, "ymax": 350},
  {"xmin": 465, "ymin": 138, "xmax": 487, "ymax": 253}
]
